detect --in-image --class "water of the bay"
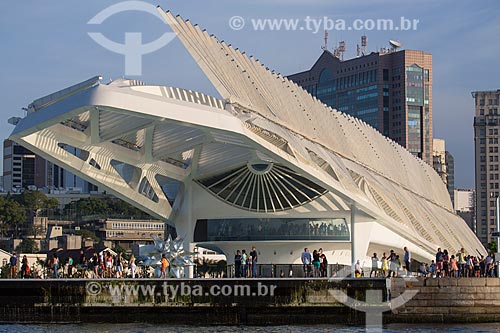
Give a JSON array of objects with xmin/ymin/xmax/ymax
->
[{"xmin": 0, "ymin": 324, "xmax": 499, "ymax": 333}]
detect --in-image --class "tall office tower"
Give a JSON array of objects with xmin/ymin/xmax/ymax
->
[
  {"xmin": 454, "ymin": 188, "xmax": 475, "ymax": 232},
  {"xmin": 446, "ymin": 151, "xmax": 455, "ymax": 205},
  {"xmin": 3, "ymin": 139, "xmax": 98, "ymax": 193},
  {"xmin": 432, "ymin": 138, "xmax": 455, "ymax": 204},
  {"xmin": 289, "ymin": 47, "xmax": 433, "ymax": 163},
  {"xmin": 473, "ymin": 90, "xmax": 500, "ymax": 245}
]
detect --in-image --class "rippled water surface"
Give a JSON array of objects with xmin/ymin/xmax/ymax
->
[{"xmin": 0, "ymin": 324, "xmax": 499, "ymax": 333}]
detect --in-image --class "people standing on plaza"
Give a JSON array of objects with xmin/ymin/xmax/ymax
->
[
  {"xmin": 67, "ymin": 256, "xmax": 74, "ymax": 277},
  {"xmin": 115, "ymin": 252, "xmax": 124, "ymax": 278},
  {"xmin": 90, "ymin": 252, "xmax": 99, "ymax": 278},
  {"xmin": 465, "ymin": 256, "xmax": 474, "ymax": 277},
  {"xmin": 403, "ymin": 247, "xmax": 411, "ymax": 276},
  {"xmin": 395, "ymin": 255, "xmax": 402, "ymax": 276},
  {"xmin": 79, "ymin": 249, "xmax": 86, "ymax": 267},
  {"xmin": 354, "ymin": 260, "xmax": 363, "ymax": 278},
  {"xmin": 247, "ymin": 250, "xmax": 253, "ymax": 278},
  {"xmin": 388, "ymin": 250, "xmax": 397, "ymax": 278},
  {"xmin": 475, "ymin": 256, "xmax": 482, "ymax": 277},
  {"xmin": 443, "ymin": 249, "xmax": 450, "ymax": 277},
  {"xmin": 129, "ymin": 254, "xmax": 136, "ymax": 278},
  {"xmin": 450, "ymin": 255, "xmax": 459, "ymax": 277},
  {"xmin": 457, "ymin": 248, "xmax": 467, "ymax": 277},
  {"xmin": 381, "ymin": 253, "xmax": 389, "ymax": 277},
  {"xmin": 312, "ymin": 250, "xmax": 320, "ymax": 277},
  {"xmin": 20, "ymin": 255, "xmax": 29, "ymax": 279},
  {"xmin": 9, "ymin": 252, "xmax": 17, "ymax": 279},
  {"xmin": 160, "ymin": 254, "xmax": 169, "ymax": 278},
  {"xmin": 319, "ymin": 248, "xmax": 328, "ymax": 277},
  {"xmin": 485, "ymin": 253, "xmax": 495, "ymax": 277},
  {"xmin": 301, "ymin": 248, "xmax": 312, "ymax": 277},
  {"xmin": 234, "ymin": 250, "xmax": 242, "ymax": 278},
  {"xmin": 435, "ymin": 248, "xmax": 444, "ymax": 277},
  {"xmin": 241, "ymin": 249, "xmax": 248, "ymax": 278},
  {"xmin": 417, "ymin": 262, "xmax": 428, "ymax": 277},
  {"xmin": 429, "ymin": 260, "xmax": 437, "ymax": 277},
  {"xmin": 105, "ymin": 252, "xmax": 113, "ymax": 278},
  {"xmin": 52, "ymin": 253, "xmax": 59, "ymax": 278},
  {"xmin": 370, "ymin": 253, "xmax": 379, "ymax": 277},
  {"xmin": 250, "ymin": 246, "xmax": 258, "ymax": 278}
]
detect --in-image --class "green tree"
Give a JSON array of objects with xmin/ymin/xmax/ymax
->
[
  {"xmin": 0, "ymin": 197, "xmax": 26, "ymax": 237},
  {"xmin": 15, "ymin": 190, "xmax": 58, "ymax": 217},
  {"xmin": 65, "ymin": 197, "xmax": 109, "ymax": 220},
  {"xmin": 16, "ymin": 238, "xmax": 39, "ymax": 253},
  {"xmin": 64, "ymin": 196, "xmax": 152, "ymax": 221},
  {"xmin": 488, "ymin": 241, "xmax": 497, "ymax": 253}
]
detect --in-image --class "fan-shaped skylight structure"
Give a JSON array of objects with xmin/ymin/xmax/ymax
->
[{"xmin": 197, "ymin": 163, "xmax": 327, "ymax": 212}]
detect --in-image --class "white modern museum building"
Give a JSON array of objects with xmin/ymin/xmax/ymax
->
[{"xmin": 9, "ymin": 8, "xmax": 485, "ymax": 270}]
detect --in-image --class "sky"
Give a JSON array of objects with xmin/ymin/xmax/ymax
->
[{"xmin": 0, "ymin": 0, "xmax": 499, "ymax": 188}]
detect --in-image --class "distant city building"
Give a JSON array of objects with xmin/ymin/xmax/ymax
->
[
  {"xmin": 3, "ymin": 139, "xmax": 36, "ymax": 192},
  {"xmin": 446, "ymin": 151, "xmax": 455, "ymax": 205},
  {"xmin": 473, "ymin": 89, "xmax": 500, "ymax": 245},
  {"xmin": 432, "ymin": 138, "xmax": 455, "ymax": 205},
  {"xmin": 288, "ymin": 48, "xmax": 433, "ymax": 163},
  {"xmin": 454, "ymin": 188, "xmax": 475, "ymax": 232},
  {"xmin": 98, "ymin": 218, "xmax": 165, "ymax": 250},
  {"xmin": 3, "ymin": 139, "xmax": 98, "ymax": 193}
]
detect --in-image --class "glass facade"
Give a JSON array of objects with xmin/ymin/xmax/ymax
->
[
  {"xmin": 194, "ymin": 218, "xmax": 350, "ymax": 242},
  {"xmin": 289, "ymin": 51, "xmax": 433, "ymax": 164},
  {"xmin": 316, "ymin": 69, "xmax": 379, "ymax": 129},
  {"xmin": 406, "ymin": 65, "xmax": 425, "ymax": 157}
]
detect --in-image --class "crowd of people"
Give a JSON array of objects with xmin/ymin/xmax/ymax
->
[
  {"xmin": 5, "ymin": 250, "xmax": 138, "ymax": 279},
  {"xmin": 416, "ymin": 248, "xmax": 497, "ymax": 278},
  {"xmin": 234, "ymin": 246, "xmax": 259, "ymax": 277},
  {"xmin": 301, "ymin": 247, "xmax": 329, "ymax": 277},
  {"xmin": 4, "ymin": 245, "xmax": 498, "ymax": 279},
  {"xmin": 354, "ymin": 246, "xmax": 498, "ymax": 279},
  {"xmin": 82, "ymin": 251, "xmax": 130, "ymax": 278},
  {"xmin": 354, "ymin": 247, "xmax": 412, "ymax": 278}
]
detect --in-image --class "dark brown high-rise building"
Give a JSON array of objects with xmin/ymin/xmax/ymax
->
[
  {"xmin": 473, "ymin": 90, "xmax": 500, "ymax": 245},
  {"xmin": 288, "ymin": 49, "xmax": 433, "ymax": 163}
]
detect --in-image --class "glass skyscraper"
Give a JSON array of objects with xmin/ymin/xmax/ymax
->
[{"xmin": 288, "ymin": 49, "xmax": 433, "ymax": 164}]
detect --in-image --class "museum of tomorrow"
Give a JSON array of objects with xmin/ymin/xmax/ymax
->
[{"xmin": 9, "ymin": 7, "xmax": 485, "ymax": 271}]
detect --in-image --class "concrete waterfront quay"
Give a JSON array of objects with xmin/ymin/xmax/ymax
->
[
  {"xmin": 389, "ymin": 277, "xmax": 500, "ymax": 323},
  {"xmin": 0, "ymin": 278, "xmax": 498, "ymax": 325}
]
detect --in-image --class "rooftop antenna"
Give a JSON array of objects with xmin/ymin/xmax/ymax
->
[
  {"xmin": 361, "ymin": 35, "xmax": 367, "ymax": 55},
  {"xmin": 338, "ymin": 41, "xmax": 346, "ymax": 60},
  {"xmin": 333, "ymin": 47, "xmax": 340, "ymax": 58},
  {"xmin": 321, "ymin": 30, "xmax": 329, "ymax": 51}
]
